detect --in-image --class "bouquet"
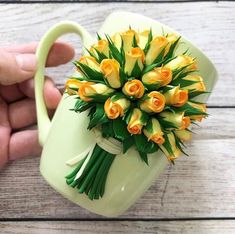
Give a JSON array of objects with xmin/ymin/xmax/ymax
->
[{"xmin": 65, "ymin": 28, "xmax": 208, "ymax": 200}]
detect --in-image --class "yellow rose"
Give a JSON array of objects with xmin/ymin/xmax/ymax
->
[
  {"xmin": 142, "ymin": 66, "xmax": 172, "ymax": 89},
  {"xmin": 122, "ymin": 79, "xmax": 145, "ymax": 99},
  {"xmin": 188, "ymin": 101, "xmax": 207, "ymax": 122},
  {"xmin": 91, "ymin": 39, "xmax": 109, "ymax": 57},
  {"xmin": 127, "ymin": 108, "xmax": 146, "ymax": 135},
  {"xmin": 100, "ymin": 59, "xmax": 121, "ymax": 88},
  {"xmin": 164, "ymin": 86, "xmax": 188, "ymax": 107},
  {"xmin": 138, "ymin": 30, "xmax": 151, "ymax": 49},
  {"xmin": 78, "ymin": 56, "xmax": 101, "ymax": 72},
  {"xmin": 65, "ymin": 79, "xmax": 86, "ymax": 95},
  {"xmin": 174, "ymin": 130, "xmax": 192, "ymax": 141},
  {"xmin": 124, "ymin": 47, "xmax": 145, "ymax": 76},
  {"xmin": 121, "ymin": 29, "xmax": 139, "ymax": 52},
  {"xmin": 182, "ymin": 75, "xmax": 206, "ymax": 92},
  {"xmin": 79, "ymin": 82, "xmax": 114, "ymax": 102},
  {"xmin": 159, "ymin": 132, "xmax": 181, "ymax": 161},
  {"xmin": 165, "ymin": 55, "xmax": 197, "ymax": 72},
  {"xmin": 104, "ymin": 97, "xmax": 130, "ymax": 119},
  {"xmin": 160, "ymin": 111, "xmax": 191, "ymax": 130},
  {"xmin": 143, "ymin": 118, "xmax": 165, "ymax": 145},
  {"xmin": 140, "ymin": 91, "xmax": 165, "ymax": 113},
  {"xmin": 145, "ymin": 36, "xmax": 168, "ymax": 65}
]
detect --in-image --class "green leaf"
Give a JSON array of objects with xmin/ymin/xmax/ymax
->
[
  {"xmin": 140, "ymin": 111, "xmax": 149, "ymax": 125},
  {"xmin": 111, "ymin": 93, "xmax": 125, "ymax": 102},
  {"xmin": 74, "ymin": 61, "xmax": 104, "ymax": 82},
  {"xmin": 158, "ymin": 116, "xmax": 178, "ymax": 129},
  {"xmin": 138, "ymin": 151, "xmax": 149, "ymax": 165},
  {"xmin": 164, "ymin": 36, "xmax": 181, "ymax": 60},
  {"xmin": 123, "ymin": 137, "xmax": 134, "ymax": 154},
  {"xmin": 173, "ymin": 103, "xmax": 208, "ymax": 116},
  {"xmin": 131, "ymin": 61, "xmax": 142, "ymax": 78},
  {"xmin": 152, "ymin": 45, "xmax": 168, "ymax": 65},
  {"xmin": 162, "ymin": 134, "xmax": 174, "ymax": 155},
  {"xmin": 189, "ymin": 91, "xmax": 210, "ymax": 99},
  {"xmin": 142, "ymin": 61, "xmax": 161, "ymax": 75},
  {"xmin": 72, "ymin": 98, "xmax": 94, "ymax": 112},
  {"xmin": 101, "ymin": 122, "xmax": 115, "ymax": 138},
  {"xmin": 92, "ymin": 47, "xmax": 108, "ymax": 63},
  {"xmin": 173, "ymin": 79, "xmax": 199, "ymax": 88},
  {"xmin": 85, "ymin": 48, "xmax": 99, "ymax": 62},
  {"xmin": 120, "ymin": 67, "xmax": 128, "ymax": 84},
  {"xmin": 143, "ymin": 29, "xmax": 153, "ymax": 54},
  {"xmin": 134, "ymin": 134, "xmax": 148, "ymax": 153},
  {"xmin": 132, "ymin": 35, "xmax": 138, "ymax": 47},
  {"xmin": 88, "ymin": 104, "xmax": 109, "ymax": 129},
  {"xmin": 106, "ymin": 34, "xmax": 123, "ymax": 65},
  {"xmin": 113, "ymin": 118, "xmax": 131, "ymax": 141},
  {"xmin": 173, "ymin": 132, "xmax": 189, "ymax": 156},
  {"xmin": 97, "ymin": 33, "xmax": 102, "ymax": 40}
]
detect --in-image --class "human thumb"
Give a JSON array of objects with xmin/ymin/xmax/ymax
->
[{"xmin": 0, "ymin": 49, "xmax": 37, "ymax": 85}]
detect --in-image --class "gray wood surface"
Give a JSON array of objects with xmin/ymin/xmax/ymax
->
[
  {"xmin": 1, "ymin": 220, "xmax": 235, "ymax": 234},
  {"xmin": 0, "ymin": 1, "xmax": 235, "ymax": 233}
]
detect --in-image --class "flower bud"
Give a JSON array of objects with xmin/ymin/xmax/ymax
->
[
  {"xmin": 164, "ymin": 34, "xmax": 180, "ymax": 55},
  {"xmin": 145, "ymin": 36, "xmax": 168, "ymax": 65},
  {"xmin": 139, "ymin": 30, "xmax": 151, "ymax": 49},
  {"xmin": 164, "ymin": 86, "xmax": 188, "ymax": 107},
  {"xmin": 91, "ymin": 39, "xmax": 109, "ymax": 57},
  {"xmin": 188, "ymin": 102, "xmax": 207, "ymax": 122},
  {"xmin": 140, "ymin": 91, "xmax": 165, "ymax": 113},
  {"xmin": 159, "ymin": 132, "xmax": 181, "ymax": 161},
  {"xmin": 160, "ymin": 111, "xmax": 191, "ymax": 130},
  {"xmin": 78, "ymin": 56, "xmax": 101, "ymax": 72},
  {"xmin": 124, "ymin": 47, "xmax": 144, "ymax": 76},
  {"xmin": 104, "ymin": 96, "xmax": 130, "ymax": 119},
  {"xmin": 142, "ymin": 66, "xmax": 172, "ymax": 89},
  {"xmin": 165, "ymin": 55, "xmax": 197, "ymax": 72},
  {"xmin": 127, "ymin": 108, "xmax": 147, "ymax": 135},
  {"xmin": 100, "ymin": 59, "xmax": 121, "ymax": 88},
  {"xmin": 174, "ymin": 130, "xmax": 192, "ymax": 141},
  {"xmin": 143, "ymin": 118, "xmax": 165, "ymax": 145},
  {"xmin": 79, "ymin": 82, "xmax": 114, "ymax": 102},
  {"xmin": 122, "ymin": 79, "xmax": 145, "ymax": 99},
  {"xmin": 121, "ymin": 29, "xmax": 139, "ymax": 52},
  {"xmin": 65, "ymin": 79, "xmax": 86, "ymax": 95},
  {"xmin": 182, "ymin": 75, "xmax": 206, "ymax": 92}
]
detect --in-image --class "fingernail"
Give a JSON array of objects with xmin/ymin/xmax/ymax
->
[{"xmin": 16, "ymin": 54, "xmax": 37, "ymax": 72}]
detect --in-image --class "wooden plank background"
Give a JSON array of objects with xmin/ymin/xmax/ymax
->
[{"xmin": 0, "ymin": 1, "xmax": 235, "ymax": 233}]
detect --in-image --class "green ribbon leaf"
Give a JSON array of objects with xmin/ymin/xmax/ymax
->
[{"xmin": 113, "ymin": 118, "xmax": 131, "ymax": 141}]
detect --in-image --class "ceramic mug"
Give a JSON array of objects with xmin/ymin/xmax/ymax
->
[{"xmin": 35, "ymin": 11, "xmax": 218, "ymax": 217}]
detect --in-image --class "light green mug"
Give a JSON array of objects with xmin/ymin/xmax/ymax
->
[{"xmin": 35, "ymin": 11, "xmax": 218, "ymax": 217}]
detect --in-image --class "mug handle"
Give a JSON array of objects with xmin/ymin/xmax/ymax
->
[{"xmin": 34, "ymin": 21, "xmax": 93, "ymax": 146}]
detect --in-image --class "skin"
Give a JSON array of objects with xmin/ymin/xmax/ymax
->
[{"xmin": 0, "ymin": 42, "xmax": 75, "ymax": 169}]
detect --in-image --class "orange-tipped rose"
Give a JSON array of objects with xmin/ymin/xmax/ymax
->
[
  {"xmin": 143, "ymin": 118, "xmax": 165, "ymax": 145},
  {"xmin": 188, "ymin": 102, "xmax": 207, "ymax": 122},
  {"xmin": 159, "ymin": 133, "xmax": 181, "ymax": 161},
  {"xmin": 145, "ymin": 36, "xmax": 168, "ymax": 65},
  {"xmin": 104, "ymin": 96, "xmax": 130, "ymax": 119},
  {"xmin": 122, "ymin": 79, "xmax": 145, "ymax": 99},
  {"xmin": 91, "ymin": 39, "xmax": 109, "ymax": 57},
  {"xmin": 79, "ymin": 82, "xmax": 114, "ymax": 102},
  {"xmin": 142, "ymin": 67, "xmax": 172, "ymax": 89},
  {"xmin": 175, "ymin": 130, "xmax": 192, "ymax": 141},
  {"xmin": 183, "ymin": 75, "xmax": 206, "ymax": 92},
  {"xmin": 127, "ymin": 108, "xmax": 147, "ymax": 135},
  {"xmin": 78, "ymin": 56, "xmax": 101, "ymax": 72},
  {"xmin": 140, "ymin": 91, "xmax": 165, "ymax": 113},
  {"xmin": 164, "ymin": 86, "xmax": 188, "ymax": 107},
  {"xmin": 124, "ymin": 47, "xmax": 145, "ymax": 76},
  {"xmin": 181, "ymin": 116, "xmax": 191, "ymax": 130},
  {"xmin": 65, "ymin": 79, "xmax": 87, "ymax": 95},
  {"xmin": 100, "ymin": 59, "xmax": 121, "ymax": 88},
  {"xmin": 165, "ymin": 55, "xmax": 197, "ymax": 72}
]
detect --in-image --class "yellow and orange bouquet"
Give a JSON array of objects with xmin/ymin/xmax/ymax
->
[{"xmin": 65, "ymin": 28, "xmax": 207, "ymax": 200}]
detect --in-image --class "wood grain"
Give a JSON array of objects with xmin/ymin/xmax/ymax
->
[
  {"xmin": 0, "ymin": 2, "xmax": 234, "ymax": 106},
  {"xmin": 1, "ymin": 220, "xmax": 235, "ymax": 234},
  {"xmin": 0, "ymin": 108, "xmax": 234, "ymax": 219}
]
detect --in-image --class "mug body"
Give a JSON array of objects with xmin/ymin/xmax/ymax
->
[{"xmin": 40, "ymin": 12, "xmax": 218, "ymax": 217}]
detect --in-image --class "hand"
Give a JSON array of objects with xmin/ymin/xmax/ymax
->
[{"xmin": 0, "ymin": 42, "xmax": 75, "ymax": 169}]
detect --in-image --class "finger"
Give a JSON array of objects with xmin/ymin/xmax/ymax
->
[
  {"xmin": 3, "ymin": 41, "xmax": 75, "ymax": 67},
  {"xmin": 43, "ymin": 77, "xmax": 62, "ymax": 109},
  {"xmin": 9, "ymin": 99, "xmax": 36, "ymax": 129},
  {"xmin": 0, "ymin": 50, "xmax": 37, "ymax": 85},
  {"xmin": 0, "ymin": 84, "xmax": 24, "ymax": 103},
  {"xmin": 9, "ymin": 129, "xmax": 42, "ymax": 161},
  {"xmin": 0, "ymin": 98, "xmax": 11, "ymax": 169}
]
